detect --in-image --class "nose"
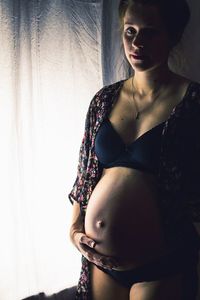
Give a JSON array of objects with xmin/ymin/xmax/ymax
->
[{"xmin": 132, "ymin": 33, "xmax": 144, "ymax": 48}]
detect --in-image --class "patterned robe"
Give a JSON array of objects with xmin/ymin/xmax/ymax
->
[{"xmin": 68, "ymin": 79, "xmax": 200, "ymax": 299}]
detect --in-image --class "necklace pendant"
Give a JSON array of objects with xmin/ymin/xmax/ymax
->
[{"xmin": 135, "ymin": 111, "xmax": 140, "ymax": 120}]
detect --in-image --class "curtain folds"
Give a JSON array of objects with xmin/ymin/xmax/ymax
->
[
  {"xmin": 0, "ymin": 0, "xmax": 127, "ymax": 299},
  {"xmin": 0, "ymin": 0, "xmax": 199, "ymax": 299}
]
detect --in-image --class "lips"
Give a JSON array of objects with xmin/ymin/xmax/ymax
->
[{"xmin": 131, "ymin": 53, "xmax": 146, "ymax": 60}]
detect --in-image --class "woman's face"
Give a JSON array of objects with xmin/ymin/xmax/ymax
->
[{"xmin": 122, "ymin": 3, "xmax": 171, "ymax": 72}]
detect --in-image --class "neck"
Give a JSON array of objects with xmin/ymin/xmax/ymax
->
[{"xmin": 133, "ymin": 65, "xmax": 173, "ymax": 98}]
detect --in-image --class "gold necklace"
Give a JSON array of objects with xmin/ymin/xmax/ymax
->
[
  {"xmin": 131, "ymin": 77, "xmax": 140, "ymax": 120},
  {"xmin": 131, "ymin": 77, "xmax": 163, "ymax": 121}
]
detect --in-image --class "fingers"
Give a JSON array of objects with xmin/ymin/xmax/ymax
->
[
  {"xmin": 79, "ymin": 235, "xmax": 96, "ymax": 248},
  {"xmin": 80, "ymin": 243, "xmax": 118, "ymax": 269},
  {"xmin": 95, "ymin": 254, "xmax": 118, "ymax": 269},
  {"xmin": 98, "ymin": 256, "xmax": 119, "ymax": 269},
  {"xmin": 75, "ymin": 233, "xmax": 119, "ymax": 269}
]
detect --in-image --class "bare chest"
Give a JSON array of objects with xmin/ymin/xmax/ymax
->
[{"xmin": 108, "ymin": 81, "xmax": 190, "ymax": 145}]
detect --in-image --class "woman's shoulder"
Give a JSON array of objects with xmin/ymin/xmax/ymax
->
[
  {"xmin": 88, "ymin": 79, "xmax": 126, "ymax": 109},
  {"xmin": 175, "ymin": 74, "xmax": 200, "ymax": 106},
  {"xmin": 94, "ymin": 79, "xmax": 125, "ymax": 98},
  {"xmin": 185, "ymin": 80, "xmax": 200, "ymax": 110},
  {"xmin": 187, "ymin": 80, "xmax": 200, "ymax": 97}
]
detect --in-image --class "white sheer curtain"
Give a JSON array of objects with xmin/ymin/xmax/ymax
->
[
  {"xmin": 0, "ymin": 0, "xmax": 200, "ymax": 299},
  {"xmin": 0, "ymin": 0, "xmax": 127, "ymax": 299}
]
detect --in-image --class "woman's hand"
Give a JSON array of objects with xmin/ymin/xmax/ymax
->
[
  {"xmin": 69, "ymin": 202, "xmax": 118, "ymax": 269},
  {"xmin": 73, "ymin": 232, "xmax": 118, "ymax": 270}
]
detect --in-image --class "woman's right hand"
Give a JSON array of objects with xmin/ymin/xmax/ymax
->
[{"xmin": 73, "ymin": 232, "xmax": 118, "ymax": 270}]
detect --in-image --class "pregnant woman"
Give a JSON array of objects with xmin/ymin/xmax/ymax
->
[{"xmin": 69, "ymin": 0, "xmax": 200, "ymax": 299}]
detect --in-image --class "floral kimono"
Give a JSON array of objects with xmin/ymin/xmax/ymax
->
[{"xmin": 68, "ymin": 79, "xmax": 200, "ymax": 299}]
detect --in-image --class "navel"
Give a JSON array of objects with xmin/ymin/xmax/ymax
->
[{"xmin": 96, "ymin": 219, "xmax": 105, "ymax": 228}]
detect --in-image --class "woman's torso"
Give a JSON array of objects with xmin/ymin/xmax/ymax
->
[{"xmin": 85, "ymin": 75, "xmax": 191, "ymax": 270}]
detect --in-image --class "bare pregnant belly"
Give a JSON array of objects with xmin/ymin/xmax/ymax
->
[{"xmin": 84, "ymin": 167, "xmax": 168, "ymax": 270}]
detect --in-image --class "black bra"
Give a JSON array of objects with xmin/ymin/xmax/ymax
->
[{"xmin": 95, "ymin": 118, "xmax": 165, "ymax": 174}]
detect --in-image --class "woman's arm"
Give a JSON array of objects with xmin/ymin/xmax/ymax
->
[
  {"xmin": 68, "ymin": 82, "xmax": 124, "ymax": 268},
  {"xmin": 69, "ymin": 201, "xmax": 86, "ymax": 248},
  {"xmin": 69, "ymin": 201, "xmax": 97, "ymax": 253}
]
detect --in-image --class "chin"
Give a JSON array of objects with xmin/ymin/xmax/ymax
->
[
  {"xmin": 130, "ymin": 63, "xmax": 154, "ymax": 72},
  {"xmin": 129, "ymin": 59, "xmax": 166, "ymax": 73}
]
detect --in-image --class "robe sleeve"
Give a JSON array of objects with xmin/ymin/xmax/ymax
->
[
  {"xmin": 186, "ymin": 133, "xmax": 200, "ymax": 222},
  {"xmin": 68, "ymin": 87, "xmax": 104, "ymax": 206},
  {"xmin": 185, "ymin": 92, "xmax": 200, "ymax": 222},
  {"xmin": 68, "ymin": 108, "xmax": 91, "ymax": 205}
]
